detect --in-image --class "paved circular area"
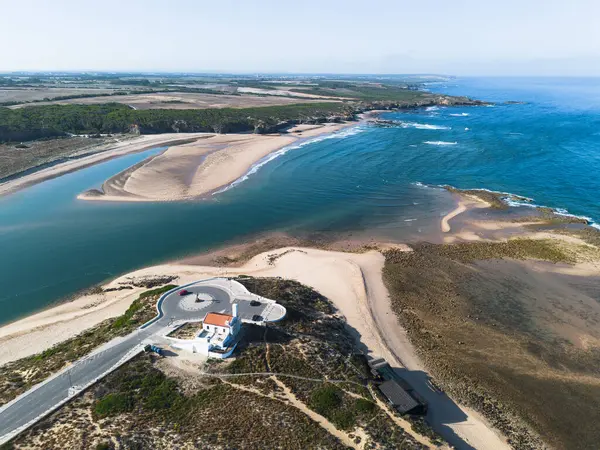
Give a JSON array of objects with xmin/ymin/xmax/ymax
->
[
  {"xmin": 159, "ymin": 279, "xmax": 286, "ymax": 324},
  {"xmin": 179, "ymin": 293, "xmax": 217, "ymax": 311}
]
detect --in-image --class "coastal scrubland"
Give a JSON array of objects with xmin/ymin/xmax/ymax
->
[
  {"xmin": 0, "ymin": 74, "xmax": 484, "ymax": 144},
  {"xmin": 383, "ymin": 237, "xmax": 600, "ymax": 450},
  {"xmin": 0, "ymin": 285, "xmax": 176, "ymax": 408},
  {"xmin": 0, "ymin": 135, "xmax": 131, "ymax": 181},
  {"xmin": 4, "ymin": 278, "xmax": 444, "ymax": 450},
  {"xmin": 0, "ymin": 102, "xmax": 352, "ymax": 142}
]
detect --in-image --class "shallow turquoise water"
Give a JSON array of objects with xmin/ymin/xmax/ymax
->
[{"xmin": 1, "ymin": 77, "xmax": 600, "ymax": 324}]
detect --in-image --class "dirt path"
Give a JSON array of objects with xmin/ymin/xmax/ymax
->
[
  {"xmin": 223, "ymin": 377, "xmax": 363, "ymax": 449},
  {"xmin": 0, "ymin": 246, "xmax": 510, "ymax": 449},
  {"xmin": 366, "ymin": 385, "xmax": 444, "ymax": 449},
  {"xmin": 270, "ymin": 376, "xmax": 365, "ymax": 449}
]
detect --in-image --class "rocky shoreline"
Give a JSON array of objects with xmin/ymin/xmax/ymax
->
[{"xmin": 259, "ymin": 94, "xmax": 489, "ymax": 134}]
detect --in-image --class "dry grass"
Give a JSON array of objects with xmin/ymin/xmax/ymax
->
[{"xmin": 10, "ymin": 91, "xmax": 336, "ymax": 110}]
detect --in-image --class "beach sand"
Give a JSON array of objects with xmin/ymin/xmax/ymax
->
[
  {"xmin": 0, "ymin": 244, "xmax": 512, "ymax": 449},
  {"xmin": 0, "ymin": 133, "xmax": 208, "ymax": 197},
  {"xmin": 78, "ymin": 123, "xmax": 354, "ymax": 202}
]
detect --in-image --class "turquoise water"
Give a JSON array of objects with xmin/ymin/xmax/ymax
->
[{"xmin": 1, "ymin": 77, "xmax": 600, "ymax": 324}]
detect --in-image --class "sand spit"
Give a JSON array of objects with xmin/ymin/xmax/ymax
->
[
  {"xmin": 78, "ymin": 123, "xmax": 354, "ymax": 202},
  {"xmin": 0, "ymin": 133, "xmax": 208, "ymax": 197},
  {"xmin": 441, "ymin": 201, "xmax": 467, "ymax": 232}
]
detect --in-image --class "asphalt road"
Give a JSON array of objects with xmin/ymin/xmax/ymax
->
[{"xmin": 0, "ymin": 279, "xmax": 284, "ymax": 443}]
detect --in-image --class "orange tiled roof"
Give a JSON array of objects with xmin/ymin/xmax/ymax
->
[{"xmin": 204, "ymin": 312, "xmax": 233, "ymax": 328}]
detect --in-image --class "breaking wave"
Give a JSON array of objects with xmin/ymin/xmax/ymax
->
[
  {"xmin": 213, "ymin": 126, "xmax": 366, "ymax": 195},
  {"xmin": 400, "ymin": 122, "xmax": 450, "ymax": 130},
  {"xmin": 424, "ymin": 141, "xmax": 458, "ymax": 146},
  {"xmin": 429, "ymin": 183, "xmax": 600, "ymax": 229}
]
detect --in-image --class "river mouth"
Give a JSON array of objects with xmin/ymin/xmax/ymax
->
[
  {"xmin": 0, "ymin": 134, "xmax": 450, "ymax": 326},
  {"xmin": 4, "ymin": 77, "xmax": 600, "ymax": 325}
]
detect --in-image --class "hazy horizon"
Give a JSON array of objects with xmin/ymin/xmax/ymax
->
[{"xmin": 1, "ymin": 0, "xmax": 599, "ymax": 76}]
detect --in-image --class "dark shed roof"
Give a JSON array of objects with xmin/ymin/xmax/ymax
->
[{"xmin": 378, "ymin": 380, "xmax": 419, "ymax": 414}]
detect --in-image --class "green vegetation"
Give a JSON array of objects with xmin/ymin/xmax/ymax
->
[
  {"xmin": 290, "ymin": 82, "xmax": 424, "ymax": 101},
  {"xmin": 307, "ymin": 384, "xmax": 375, "ymax": 430},
  {"xmin": 93, "ymin": 392, "xmax": 132, "ymax": 418},
  {"xmin": 309, "ymin": 384, "xmax": 342, "ymax": 413},
  {"xmin": 0, "ymin": 74, "xmax": 484, "ymax": 142},
  {"xmin": 94, "ymin": 442, "xmax": 113, "ymax": 450},
  {"xmin": 93, "ymin": 361, "xmax": 181, "ymax": 419},
  {"xmin": 442, "ymin": 185, "xmax": 514, "ymax": 209},
  {"xmin": 112, "ymin": 284, "xmax": 176, "ymax": 330},
  {"xmin": 0, "ymin": 284, "xmax": 176, "ymax": 407},
  {"xmin": 385, "ymin": 238, "xmax": 575, "ymax": 265},
  {"xmin": 0, "ymin": 102, "xmax": 350, "ymax": 142},
  {"xmin": 9, "ymin": 277, "xmax": 443, "ymax": 448}
]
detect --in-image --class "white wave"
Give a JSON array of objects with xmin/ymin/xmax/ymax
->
[
  {"xmin": 213, "ymin": 126, "xmax": 365, "ymax": 195},
  {"xmin": 449, "ymin": 113, "xmax": 470, "ymax": 117},
  {"xmin": 442, "ymin": 184, "xmax": 599, "ymax": 228},
  {"xmin": 465, "ymin": 127, "xmax": 470, "ymax": 131},
  {"xmin": 425, "ymin": 106, "xmax": 440, "ymax": 112},
  {"xmin": 398, "ymin": 122, "xmax": 450, "ymax": 130},
  {"xmin": 424, "ymin": 141, "xmax": 457, "ymax": 146},
  {"xmin": 506, "ymin": 197, "xmax": 596, "ymax": 225},
  {"xmin": 404, "ymin": 218, "xmax": 417, "ymax": 222},
  {"xmin": 412, "ymin": 181, "xmax": 444, "ymax": 191}
]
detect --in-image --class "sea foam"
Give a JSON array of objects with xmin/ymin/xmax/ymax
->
[
  {"xmin": 397, "ymin": 121, "xmax": 450, "ymax": 130},
  {"xmin": 449, "ymin": 113, "xmax": 470, "ymax": 117},
  {"xmin": 213, "ymin": 126, "xmax": 365, "ymax": 195},
  {"xmin": 438, "ymin": 184, "xmax": 599, "ymax": 228},
  {"xmin": 424, "ymin": 141, "xmax": 457, "ymax": 146}
]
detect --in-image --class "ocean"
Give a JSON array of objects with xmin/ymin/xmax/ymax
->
[{"xmin": 1, "ymin": 76, "xmax": 599, "ymax": 323}]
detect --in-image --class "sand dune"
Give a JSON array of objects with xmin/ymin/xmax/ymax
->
[{"xmin": 79, "ymin": 123, "xmax": 353, "ymax": 202}]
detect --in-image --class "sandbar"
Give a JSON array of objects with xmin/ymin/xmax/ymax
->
[
  {"xmin": 78, "ymin": 123, "xmax": 354, "ymax": 202},
  {"xmin": 0, "ymin": 133, "xmax": 208, "ymax": 197}
]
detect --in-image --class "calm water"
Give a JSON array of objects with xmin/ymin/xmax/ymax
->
[{"xmin": 1, "ymin": 77, "xmax": 600, "ymax": 324}]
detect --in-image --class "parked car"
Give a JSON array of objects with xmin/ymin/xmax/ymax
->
[{"xmin": 178, "ymin": 289, "xmax": 191, "ymax": 296}]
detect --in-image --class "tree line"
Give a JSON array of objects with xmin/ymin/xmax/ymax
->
[{"xmin": 0, "ymin": 103, "xmax": 350, "ymax": 142}]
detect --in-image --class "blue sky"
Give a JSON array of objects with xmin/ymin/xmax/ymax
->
[{"xmin": 1, "ymin": 0, "xmax": 599, "ymax": 75}]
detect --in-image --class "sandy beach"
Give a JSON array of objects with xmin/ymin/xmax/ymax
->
[
  {"xmin": 0, "ymin": 240, "xmax": 518, "ymax": 449},
  {"xmin": 3, "ymin": 187, "xmax": 597, "ymax": 448},
  {"xmin": 0, "ymin": 133, "xmax": 208, "ymax": 197},
  {"xmin": 77, "ymin": 123, "xmax": 354, "ymax": 202}
]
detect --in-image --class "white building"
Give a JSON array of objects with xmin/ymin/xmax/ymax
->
[
  {"xmin": 201, "ymin": 303, "xmax": 242, "ymax": 351},
  {"xmin": 167, "ymin": 303, "xmax": 243, "ymax": 359}
]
